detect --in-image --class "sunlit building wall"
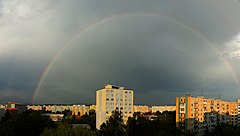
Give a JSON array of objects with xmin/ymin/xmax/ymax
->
[
  {"xmin": 72, "ymin": 105, "xmax": 89, "ymax": 116},
  {"xmin": 151, "ymin": 106, "xmax": 176, "ymax": 113},
  {"xmin": 176, "ymin": 95, "xmax": 238, "ymax": 136},
  {"xmin": 134, "ymin": 105, "xmax": 150, "ymax": 113},
  {"xmin": 96, "ymin": 84, "xmax": 134, "ymax": 129},
  {"xmin": 90, "ymin": 105, "xmax": 96, "ymax": 111},
  {"xmin": 27, "ymin": 105, "xmax": 43, "ymax": 110}
]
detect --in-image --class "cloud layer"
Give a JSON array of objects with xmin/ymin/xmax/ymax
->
[{"xmin": 0, "ymin": 0, "xmax": 240, "ymax": 104}]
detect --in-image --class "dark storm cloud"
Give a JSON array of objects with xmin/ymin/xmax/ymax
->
[{"xmin": 0, "ymin": 0, "xmax": 240, "ymax": 104}]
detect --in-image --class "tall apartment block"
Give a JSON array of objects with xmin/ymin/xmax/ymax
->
[
  {"xmin": 96, "ymin": 84, "xmax": 134, "ymax": 129},
  {"xmin": 176, "ymin": 95, "xmax": 240, "ymax": 136}
]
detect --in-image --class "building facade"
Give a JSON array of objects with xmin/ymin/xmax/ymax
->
[
  {"xmin": 96, "ymin": 84, "xmax": 134, "ymax": 129},
  {"xmin": 134, "ymin": 105, "xmax": 150, "ymax": 113},
  {"xmin": 72, "ymin": 105, "xmax": 89, "ymax": 116},
  {"xmin": 151, "ymin": 105, "xmax": 176, "ymax": 113},
  {"xmin": 176, "ymin": 95, "xmax": 240, "ymax": 136}
]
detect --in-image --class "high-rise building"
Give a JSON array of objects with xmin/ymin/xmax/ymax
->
[
  {"xmin": 176, "ymin": 95, "xmax": 240, "ymax": 136},
  {"xmin": 96, "ymin": 84, "xmax": 134, "ymax": 129}
]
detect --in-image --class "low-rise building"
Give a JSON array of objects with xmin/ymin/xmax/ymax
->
[
  {"xmin": 151, "ymin": 105, "xmax": 176, "ymax": 113},
  {"xmin": 134, "ymin": 105, "xmax": 150, "ymax": 113},
  {"xmin": 72, "ymin": 105, "xmax": 89, "ymax": 116},
  {"xmin": 27, "ymin": 105, "xmax": 43, "ymax": 111}
]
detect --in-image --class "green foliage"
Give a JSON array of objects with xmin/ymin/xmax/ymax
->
[
  {"xmin": 99, "ymin": 110, "xmax": 125, "ymax": 136},
  {"xmin": 126, "ymin": 116, "xmax": 176, "ymax": 136},
  {"xmin": 62, "ymin": 112, "xmax": 96, "ymax": 130},
  {"xmin": 99, "ymin": 111, "xmax": 177, "ymax": 136},
  {"xmin": 41, "ymin": 124, "xmax": 96, "ymax": 136},
  {"xmin": 0, "ymin": 110, "xmax": 55, "ymax": 136}
]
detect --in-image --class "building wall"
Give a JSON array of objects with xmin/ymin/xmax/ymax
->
[
  {"xmin": 151, "ymin": 106, "xmax": 176, "ymax": 113},
  {"xmin": 90, "ymin": 105, "xmax": 96, "ymax": 111},
  {"xmin": 96, "ymin": 84, "xmax": 134, "ymax": 129},
  {"xmin": 134, "ymin": 105, "xmax": 150, "ymax": 113},
  {"xmin": 72, "ymin": 105, "xmax": 89, "ymax": 116},
  {"xmin": 27, "ymin": 105, "xmax": 43, "ymax": 110},
  {"xmin": 176, "ymin": 95, "xmax": 239, "ymax": 136}
]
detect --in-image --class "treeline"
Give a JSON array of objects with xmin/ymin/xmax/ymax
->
[
  {"xmin": 1, "ymin": 109, "xmax": 240, "ymax": 136},
  {"xmin": 0, "ymin": 109, "xmax": 96, "ymax": 136},
  {"xmin": 98, "ymin": 111, "xmax": 177, "ymax": 136},
  {"xmin": 0, "ymin": 110, "xmax": 55, "ymax": 136}
]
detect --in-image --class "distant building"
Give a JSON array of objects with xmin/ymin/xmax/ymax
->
[
  {"xmin": 134, "ymin": 105, "xmax": 150, "ymax": 113},
  {"xmin": 51, "ymin": 105, "xmax": 72, "ymax": 113},
  {"xmin": 0, "ymin": 104, "xmax": 6, "ymax": 109},
  {"xmin": 96, "ymin": 84, "xmax": 134, "ymax": 129},
  {"xmin": 90, "ymin": 105, "xmax": 96, "ymax": 111},
  {"xmin": 27, "ymin": 105, "xmax": 43, "ymax": 111},
  {"xmin": 151, "ymin": 105, "xmax": 176, "ymax": 113},
  {"xmin": 43, "ymin": 105, "xmax": 54, "ymax": 112},
  {"xmin": 72, "ymin": 105, "xmax": 89, "ymax": 116},
  {"xmin": 6, "ymin": 102, "xmax": 27, "ymax": 113},
  {"xmin": 176, "ymin": 95, "xmax": 240, "ymax": 136}
]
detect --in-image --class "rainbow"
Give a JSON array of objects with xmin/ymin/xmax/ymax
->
[{"xmin": 32, "ymin": 12, "xmax": 240, "ymax": 103}]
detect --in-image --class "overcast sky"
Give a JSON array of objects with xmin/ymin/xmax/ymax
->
[{"xmin": 0, "ymin": 0, "xmax": 240, "ymax": 105}]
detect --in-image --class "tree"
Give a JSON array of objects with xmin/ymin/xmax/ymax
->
[
  {"xmin": 99, "ymin": 110, "xmax": 126, "ymax": 136},
  {"xmin": 126, "ymin": 111, "xmax": 177, "ymax": 136},
  {"xmin": 41, "ymin": 124, "xmax": 96, "ymax": 136},
  {"xmin": 0, "ymin": 110, "xmax": 55, "ymax": 136}
]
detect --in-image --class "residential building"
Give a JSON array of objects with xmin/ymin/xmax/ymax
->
[
  {"xmin": 176, "ymin": 95, "xmax": 239, "ymax": 136},
  {"xmin": 151, "ymin": 105, "xmax": 176, "ymax": 113},
  {"xmin": 134, "ymin": 105, "xmax": 150, "ymax": 113},
  {"xmin": 27, "ymin": 105, "xmax": 43, "ymax": 111},
  {"xmin": 96, "ymin": 84, "xmax": 134, "ymax": 129},
  {"xmin": 72, "ymin": 105, "xmax": 90, "ymax": 116},
  {"xmin": 90, "ymin": 105, "xmax": 96, "ymax": 111},
  {"xmin": 6, "ymin": 102, "xmax": 27, "ymax": 113}
]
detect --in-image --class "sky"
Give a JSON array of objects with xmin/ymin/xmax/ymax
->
[{"xmin": 0, "ymin": 0, "xmax": 240, "ymax": 105}]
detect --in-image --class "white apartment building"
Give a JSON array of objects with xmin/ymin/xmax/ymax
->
[{"xmin": 96, "ymin": 84, "xmax": 134, "ymax": 129}]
